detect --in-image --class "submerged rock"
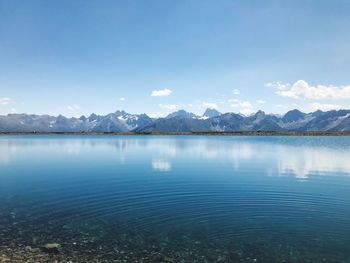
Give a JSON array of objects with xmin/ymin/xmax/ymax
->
[
  {"xmin": 44, "ymin": 243, "xmax": 60, "ymax": 249},
  {"xmin": 25, "ymin": 245, "xmax": 40, "ymax": 253},
  {"xmin": 40, "ymin": 243, "xmax": 61, "ymax": 253}
]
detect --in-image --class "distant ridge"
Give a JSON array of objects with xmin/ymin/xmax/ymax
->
[
  {"xmin": 2, "ymin": 131, "xmax": 350, "ymax": 136},
  {"xmin": 1, "ymin": 108, "xmax": 350, "ymax": 132}
]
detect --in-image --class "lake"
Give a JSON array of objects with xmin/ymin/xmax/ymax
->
[{"xmin": 1, "ymin": 135, "xmax": 350, "ymax": 262}]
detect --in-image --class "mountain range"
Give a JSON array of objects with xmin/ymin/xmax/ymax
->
[{"xmin": 1, "ymin": 109, "xmax": 350, "ymax": 132}]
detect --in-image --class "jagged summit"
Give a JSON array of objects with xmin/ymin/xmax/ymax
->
[
  {"xmin": 166, "ymin": 110, "xmax": 197, "ymax": 119},
  {"xmin": 203, "ymin": 108, "xmax": 221, "ymax": 118},
  {"xmin": 282, "ymin": 109, "xmax": 305, "ymax": 122}
]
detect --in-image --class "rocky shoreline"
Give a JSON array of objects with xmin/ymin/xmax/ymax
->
[{"xmin": 1, "ymin": 217, "xmax": 348, "ymax": 263}]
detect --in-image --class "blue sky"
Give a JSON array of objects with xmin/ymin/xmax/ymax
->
[{"xmin": 1, "ymin": 0, "xmax": 350, "ymax": 117}]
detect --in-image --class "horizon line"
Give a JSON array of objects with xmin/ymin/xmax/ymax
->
[{"xmin": 2, "ymin": 108, "xmax": 350, "ymax": 119}]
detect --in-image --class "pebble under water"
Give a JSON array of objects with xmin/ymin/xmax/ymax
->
[{"xmin": 1, "ymin": 135, "xmax": 350, "ymax": 262}]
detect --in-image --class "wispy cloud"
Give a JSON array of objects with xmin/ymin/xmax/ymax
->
[
  {"xmin": 67, "ymin": 105, "xmax": 80, "ymax": 111},
  {"xmin": 267, "ymin": 80, "xmax": 350, "ymax": 100},
  {"xmin": 229, "ymin": 99, "xmax": 254, "ymax": 115},
  {"xmin": 9, "ymin": 108, "xmax": 16, "ymax": 113},
  {"xmin": 119, "ymin": 97, "xmax": 125, "ymax": 101},
  {"xmin": 159, "ymin": 104, "xmax": 178, "ymax": 110},
  {"xmin": 202, "ymin": 102, "xmax": 217, "ymax": 109},
  {"xmin": 275, "ymin": 104, "xmax": 288, "ymax": 109},
  {"xmin": 310, "ymin": 102, "xmax": 345, "ymax": 111},
  {"xmin": 151, "ymin": 89, "xmax": 172, "ymax": 97},
  {"xmin": 265, "ymin": 81, "xmax": 290, "ymax": 90},
  {"xmin": 0, "ymin": 97, "xmax": 11, "ymax": 105},
  {"xmin": 233, "ymin": 89, "xmax": 240, "ymax": 95}
]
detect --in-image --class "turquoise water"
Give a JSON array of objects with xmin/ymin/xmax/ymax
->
[{"xmin": 1, "ymin": 135, "xmax": 350, "ymax": 262}]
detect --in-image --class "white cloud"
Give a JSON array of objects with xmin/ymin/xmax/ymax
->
[
  {"xmin": 151, "ymin": 89, "xmax": 172, "ymax": 97},
  {"xmin": 240, "ymin": 101, "xmax": 252, "ymax": 108},
  {"xmin": 0, "ymin": 97, "xmax": 11, "ymax": 105},
  {"xmin": 67, "ymin": 105, "xmax": 80, "ymax": 111},
  {"xmin": 265, "ymin": 81, "xmax": 290, "ymax": 90},
  {"xmin": 268, "ymin": 80, "xmax": 350, "ymax": 100},
  {"xmin": 233, "ymin": 89, "xmax": 240, "ymax": 95},
  {"xmin": 152, "ymin": 160, "xmax": 172, "ymax": 171},
  {"xmin": 202, "ymin": 102, "xmax": 217, "ymax": 109},
  {"xmin": 119, "ymin": 97, "xmax": 125, "ymax": 101},
  {"xmin": 275, "ymin": 104, "xmax": 288, "ymax": 109},
  {"xmin": 159, "ymin": 104, "xmax": 179, "ymax": 110},
  {"xmin": 230, "ymin": 99, "xmax": 254, "ymax": 115},
  {"xmin": 309, "ymin": 102, "xmax": 344, "ymax": 111},
  {"xmin": 9, "ymin": 108, "xmax": 16, "ymax": 113},
  {"xmin": 256, "ymin": 100, "xmax": 266, "ymax": 104}
]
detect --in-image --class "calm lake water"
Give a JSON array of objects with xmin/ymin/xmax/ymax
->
[{"xmin": 1, "ymin": 135, "xmax": 350, "ymax": 262}]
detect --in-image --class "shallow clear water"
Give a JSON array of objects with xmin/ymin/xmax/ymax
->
[{"xmin": 1, "ymin": 135, "xmax": 350, "ymax": 262}]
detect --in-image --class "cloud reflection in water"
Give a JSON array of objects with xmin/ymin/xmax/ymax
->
[{"xmin": 1, "ymin": 136, "xmax": 350, "ymax": 180}]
